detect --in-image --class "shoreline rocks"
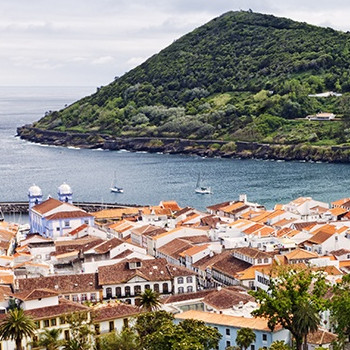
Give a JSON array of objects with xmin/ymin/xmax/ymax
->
[{"xmin": 16, "ymin": 125, "xmax": 350, "ymax": 163}]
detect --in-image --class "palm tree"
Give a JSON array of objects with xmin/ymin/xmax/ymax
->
[
  {"xmin": 100, "ymin": 328, "xmax": 139, "ymax": 350},
  {"xmin": 294, "ymin": 299, "xmax": 320, "ymax": 350},
  {"xmin": 235, "ymin": 327, "xmax": 256, "ymax": 350},
  {"xmin": 137, "ymin": 289, "xmax": 161, "ymax": 312},
  {"xmin": 0, "ymin": 308, "xmax": 37, "ymax": 350},
  {"xmin": 38, "ymin": 328, "xmax": 63, "ymax": 350}
]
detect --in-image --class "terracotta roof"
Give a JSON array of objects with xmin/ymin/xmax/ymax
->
[
  {"xmin": 175, "ymin": 310, "xmax": 280, "ymax": 331},
  {"xmin": 92, "ymin": 237, "xmax": 124, "ymax": 254},
  {"xmin": 92, "ymin": 303, "xmax": 140, "ymax": 322},
  {"xmin": 157, "ymin": 239, "xmax": 193, "ymax": 259},
  {"xmin": 283, "ymin": 248, "xmax": 318, "ymax": 261},
  {"xmin": 236, "ymin": 264, "xmax": 272, "ymax": 281},
  {"xmin": 303, "ymin": 231, "xmax": 333, "ymax": 245},
  {"xmin": 203, "ymin": 289, "xmax": 254, "ymax": 310},
  {"xmin": 182, "ymin": 235, "xmax": 211, "ymax": 244},
  {"xmin": 14, "ymin": 288, "xmax": 59, "ymax": 301},
  {"xmin": 179, "ymin": 244, "xmax": 210, "ymax": 258},
  {"xmin": 45, "ymin": 210, "xmax": 93, "ymax": 220},
  {"xmin": 212, "ymin": 252, "xmax": 251, "ymax": 278},
  {"xmin": 32, "ymin": 198, "xmax": 64, "ymax": 215},
  {"xmin": 307, "ymin": 329, "xmax": 337, "ymax": 345},
  {"xmin": 233, "ymin": 247, "xmax": 272, "ymax": 260},
  {"xmin": 17, "ymin": 273, "xmax": 100, "ymax": 294},
  {"xmin": 68, "ymin": 224, "xmax": 88, "ymax": 236},
  {"xmin": 55, "ymin": 236, "xmax": 104, "ymax": 255},
  {"xmin": 220, "ymin": 202, "xmax": 245, "ymax": 213},
  {"xmin": 331, "ymin": 248, "xmax": 350, "ymax": 257},
  {"xmin": 131, "ymin": 225, "xmax": 167, "ymax": 238},
  {"xmin": 160, "ymin": 201, "xmax": 181, "ymax": 212},
  {"xmin": 113, "ymin": 249, "xmax": 133, "ymax": 259},
  {"xmin": 161, "ymin": 289, "xmax": 215, "ymax": 304},
  {"xmin": 92, "ymin": 207, "xmax": 141, "ymax": 220},
  {"xmin": 25, "ymin": 298, "xmax": 89, "ymax": 320},
  {"xmin": 328, "ymin": 207, "xmax": 348, "ymax": 216},
  {"xmin": 243, "ymin": 223, "xmax": 264, "ymax": 235},
  {"xmin": 98, "ymin": 258, "xmax": 194, "ymax": 285},
  {"xmin": 173, "ymin": 207, "xmax": 195, "ymax": 218},
  {"xmin": 206, "ymin": 201, "xmax": 231, "ymax": 211},
  {"xmin": 331, "ymin": 197, "xmax": 350, "ymax": 207}
]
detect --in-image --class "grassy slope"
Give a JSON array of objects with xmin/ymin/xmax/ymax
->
[{"xmin": 34, "ymin": 11, "xmax": 350, "ymax": 146}]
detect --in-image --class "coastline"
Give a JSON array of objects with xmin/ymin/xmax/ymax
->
[{"xmin": 17, "ymin": 125, "xmax": 350, "ymax": 163}]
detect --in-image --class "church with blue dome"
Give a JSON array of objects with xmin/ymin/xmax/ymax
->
[{"xmin": 28, "ymin": 183, "xmax": 94, "ymax": 239}]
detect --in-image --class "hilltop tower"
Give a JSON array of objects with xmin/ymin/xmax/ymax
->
[
  {"xmin": 28, "ymin": 184, "xmax": 43, "ymax": 210},
  {"xmin": 58, "ymin": 182, "xmax": 73, "ymax": 204}
]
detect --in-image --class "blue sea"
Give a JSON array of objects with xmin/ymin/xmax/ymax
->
[{"xmin": 1, "ymin": 86, "xmax": 350, "ymax": 215}]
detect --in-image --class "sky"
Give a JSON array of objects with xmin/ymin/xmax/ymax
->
[{"xmin": 2, "ymin": 0, "xmax": 350, "ymax": 87}]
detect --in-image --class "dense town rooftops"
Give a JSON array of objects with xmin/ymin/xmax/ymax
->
[{"xmin": 45, "ymin": 210, "xmax": 93, "ymax": 220}]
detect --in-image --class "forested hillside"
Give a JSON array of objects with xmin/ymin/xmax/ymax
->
[{"xmin": 34, "ymin": 11, "xmax": 350, "ymax": 146}]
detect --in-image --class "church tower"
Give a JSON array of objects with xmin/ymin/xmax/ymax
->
[
  {"xmin": 58, "ymin": 182, "xmax": 73, "ymax": 204},
  {"xmin": 28, "ymin": 184, "xmax": 43, "ymax": 210}
]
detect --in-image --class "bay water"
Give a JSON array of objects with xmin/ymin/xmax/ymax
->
[{"xmin": 1, "ymin": 86, "xmax": 350, "ymax": 214}]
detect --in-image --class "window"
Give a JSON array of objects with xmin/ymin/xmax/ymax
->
[
  {"xmin": 257, "ymin": 258, "xmax": 262, "ymax": 264},
  {"xmin": 90, "ymin": 293, "xmax": 96, "ymax": 302},
  {"xmin": 64, "ymin": 295, "xmax": 70, "ymax": 300},
  {"xmin": 106, "ymin": 287, "xmax": 112, "ymax": 299},
  {"xmin": 123, "ymin": 318, "xmax": 129, "ymax": 328},
  {"xmin": 178, "ymin": 277, "xmax": 184, "ymax": 284},
  {"xmin": 43, "ymin": 319, "xmax": 50, "ymax": 328},
  {"xmin": 35, "ymin": 321, "xmax": 40, "ymax": 329},
  {"xmin": 115, "ymin": 287, "xmax": 122, "ymax": 297},
  {"xmin": 84, "ymin": 219, "xmax": 89, "ymax": 224},
  {"xmin": 251, "ymin": 345, "xmax": 255, "ymax": 350},
  {"xmin": 187, "ymin": 286, "xmax": 193, "ymax": 293},
  {"xmin": 56, "ymin": 227, "xmax": 60, "ymax": 231},
  {"xmin": 125, "ymin": 286, "xmax": 131, "ymax": 296},
  {"xmin": 64, "ymin": 220, "xmax": 70, "ymax": 227},
  {"xmin": 145, "ymin": 284, "xmax": 151, "ymax": 291},
  {"xmin": 72, "ymin": 295, "xmax": 78, "ymax": 302},
  {"xmin": 178, "ymin": 287, "xmax": 184, "ymax": 294},
  {"xmin": 125, "ymin": 299, "xmax": 131, "ymax": 304},
  {"xmin": 50, "ymin": 318, "xmax": 57, "ymax": 326},
  {"xmin": 60, "ymin": 317, "xmax": 66, "ymax": 325},
  {"xmin": 64, "ymin": 330, "xmax": 70, "ymax": 341},
  {"xmin": 134, "ymin": 285, "xmax": 141, "ymax": 295},
  {"xmin": 226, "ymin": 328, "xmax": 230, "ymax": 336},
  {"xmin": 226, "ymin": 341, "xmax": 231, "ymax": 347},
  {"xmin": 263, "ymin": 258, "xmax": 269, "ymax": 263},
  {"xmin": 81, "ymin": 294, "xmax": 87, "ymax": 302},
  {"xmin": 262, "ymin": 334, "xmax": 267, "ymax": 341},
  {"xmin": 162, "ymin": 283, "xmax": 169, "ymax": 293},
  {"xmin": 109, "ymin": 321, "xmax": 114, "ymax": 332},
  {"xmin": 186, "ymin": 276, "xmax": 193, "ymax": 283},
  {"xmin": 95, "ymin": 325, "xmax": 100, "ymax": 335},
  {"xmin": 154, "ymin": 284, "xmax": 159, "ymax": 293}
]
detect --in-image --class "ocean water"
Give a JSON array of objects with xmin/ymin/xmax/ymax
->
[{"xmin": 1, "ymin": 86, "xmax": 350, "ymax": 213}]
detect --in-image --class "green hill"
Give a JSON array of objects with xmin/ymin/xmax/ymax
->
[{"xmin": 34, "ymin": 11, "xmax": 350, "ymax": 146}]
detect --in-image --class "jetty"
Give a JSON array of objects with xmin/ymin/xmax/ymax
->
[{"xmin": 0, "ymin": 201, "xmax": 144, "ymax": 215}]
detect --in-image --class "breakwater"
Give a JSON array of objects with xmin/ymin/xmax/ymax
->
[
  {"xmin": 0, "ymin": 201, "xmax": 143, "ymax": 215},
  {"xmin": 17, "ymin": 125, "xmax": 350, "ymax": 163}
]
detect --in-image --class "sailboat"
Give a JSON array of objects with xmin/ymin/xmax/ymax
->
[
  {"xmin": 110, "ymin": 171, "xmax": 124, "ymax": 193},
  {"xmin": 195, "ymin": 173, "xmax": 212, "ymax": 194}
]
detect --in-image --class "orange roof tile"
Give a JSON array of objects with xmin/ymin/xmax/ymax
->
[
  {"xmin": 179, "ymin": 244, "xmax": 210, "ymax": 257},
  {"xmin": 175, "ymin": 310, "xmax": 281, "ymax": 331}
]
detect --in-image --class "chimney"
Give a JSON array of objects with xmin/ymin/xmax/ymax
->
[{"xmin": 239, "ymin": 194, "xmax": 247, "ymax": 203}]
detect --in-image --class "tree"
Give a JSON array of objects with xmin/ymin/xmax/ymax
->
[
  {"xmin": 63, "ymin": 311, "xmax": 94, "ymax": 350},
  {"xmin": 268, "ymin": 340, "xmax": 291, "ymax": 350},
  {"xmin": 0, "ymin": 308, "xmax": 37, "ymax": 350},
  {"xmin": 99, "ymin": 328, "xmax": 139, "ymax": 350},
  {"xmin": 37, "ymin": 328, "xmax": 63, "ymax": 350},
  {"xmin": 294, "ymin": 299, "xmax": 320, "ymax": 350},
  {"xmin": 330, "ymin": 274, "xmax": 350, "ymax": 348},
  {"xmin": 235, "ymin": 328, "xmax": 256, "ymax": 350},
  {"xmin": 137, "ymin": 289, "xmax": 161, "ymax": 312},
  {"xmin": 134, "ymin": 311, "xmax": 221, "ymax": 350},
  {"xmin": 250, "ymin": 266, "xmax": 327, "ymax": 350}
]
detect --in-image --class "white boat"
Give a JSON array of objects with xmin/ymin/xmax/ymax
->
[
  {"xmin": 110, "ymin": 172, "xmax": 124, "ymax": 193},
  {"xmin": 195, "ymin": 173, "xmax": 212, "ymax": 194}
]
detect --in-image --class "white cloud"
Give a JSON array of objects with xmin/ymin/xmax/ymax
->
[
  {"xmin": 1, "ymin": 0, "xmax": 350, "ymax": 86},
  {"xmin": 91, "ymin": 56, "xmax": 114, "ymax": 65}
]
